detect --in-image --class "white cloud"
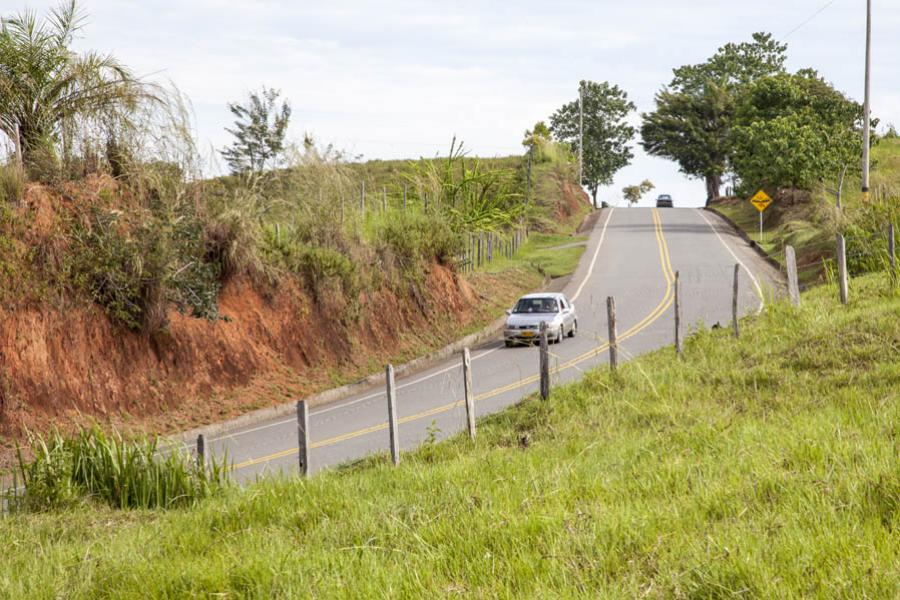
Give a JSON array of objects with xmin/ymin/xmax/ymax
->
[{"xmin": 11, "ymin": 0, "xmax": 898, "ymax": 206}]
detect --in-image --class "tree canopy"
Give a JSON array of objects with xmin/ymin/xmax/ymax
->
[
  {"xmin": 641, "ymin": 32, "xmax": 787, "ymax": 203},
  {"xmin": 730, "ymin": 70, "xmax": 864, "ymax": 191},
  {"xmin": 550, "ymin": 80, "xmax": 635, "ymax": 205},
  {"xmin": 221, "ymin": 87, "xmax": 291, "ymax": 175},
  {"xmin": 622, "ymin": 180, "xmax": 654, "ymax": 205}
]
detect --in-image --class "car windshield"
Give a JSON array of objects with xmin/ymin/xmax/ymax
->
[{"xmin": 513, "ymin": 297, "xmax": 559, "ymax": 314}]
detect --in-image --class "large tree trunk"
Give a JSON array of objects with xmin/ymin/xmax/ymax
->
[
  {"xmin": 13, "ymin": 123, "xmax": 23, "ymax": 169},
  {"xmin": 591, "ymin": 186, "xmax": 598, "ymax": 208},
  {"xmin": 704, "ymin": 174, "xmax": 722, "ymax": 206}
]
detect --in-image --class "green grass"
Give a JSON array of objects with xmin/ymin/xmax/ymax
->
[
  {"xmin": 2, "ymin": 269, "xmax": 898, "ymax": 596},
  {"xmin": 482, "ymin": 233, "xmax": 587, "ymax": 278}
]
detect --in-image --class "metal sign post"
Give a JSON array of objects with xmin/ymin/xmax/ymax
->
[{"xmin": 749, "ymin": 190, "xmax": 773, "ymax": 244}]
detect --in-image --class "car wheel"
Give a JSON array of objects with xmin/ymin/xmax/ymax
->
[
  {"xmin": 504, "ymin": 340, "xmax": 514, "ymax": 348},
  {"xmin": 568, "ymin": 320, "xmax": 577, "ymax": 338}
]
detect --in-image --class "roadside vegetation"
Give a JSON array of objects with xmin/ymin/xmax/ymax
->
[
  {"xmin": 5, "ymin": 427, "xmax": 226, "ymax": 512},
  {"xmin": 711, "ymin": 137, "xmax": 900, "ymax": 287},
  {"xmin": 0, "ymin": 2, "xmax": 594, "ymax": 454},
  {"xmin": 642, "ymin": 30, "xmax": 896, "ymax": 290},
  {"xmin": 2, "ymin": 269, "xmax": 897, "ymax": 597}
]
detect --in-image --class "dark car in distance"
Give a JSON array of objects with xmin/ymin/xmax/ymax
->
[{"xmin": 656, "ymin": 194, "xmax": 673, "ymax": 208}]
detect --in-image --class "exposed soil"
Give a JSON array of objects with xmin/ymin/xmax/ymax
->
[{"xmin": 0, "ymin": 259, "xmax": 537, "ymax": 463}]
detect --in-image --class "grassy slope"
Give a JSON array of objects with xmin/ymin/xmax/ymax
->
[
  {"xmin": 712, "ymin": 138, "xmax": 900, "ymax": 285},
  {"xmin": 2, "ymin": 273, "xmax": 898, "ymax": 596}
]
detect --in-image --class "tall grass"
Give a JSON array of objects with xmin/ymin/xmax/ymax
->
[
  {"xmin": 7, "ymin": 427, "xmax": 226, "ymax": 512},
  {"xmin": 0, "ymin": 163, "xmax": 25, "ymax": 204}
]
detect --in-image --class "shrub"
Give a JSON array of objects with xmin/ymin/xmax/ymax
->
[
  {"xmin": 374, "ymin": 211, "xmax": 460, "ymax": 278},
  {"xmin": 264, "ymin": 229, "xmax": 360, "ymax": 304},
  {"xmin": 67, "ymin": 204, "xmax": 220, "ymax": 332},
  {"xmin": 8, "ymin": 427, "xmax": 226, "ymax": 511}
]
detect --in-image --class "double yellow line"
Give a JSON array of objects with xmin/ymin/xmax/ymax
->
[{"xmin": 232, "ymin": 210, "xmax": 676, "ymax": 471}]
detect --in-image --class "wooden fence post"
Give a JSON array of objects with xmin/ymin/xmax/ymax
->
[
  {"xmin": 196, "ymin": 434, "xmax": 205, "ymax": 468},
  {"xmin": 488, "ymin": 233, "xmax": 493, "ymax": 263},
  {"xmin": 732, "ymin": 264, "xmax": 740, "ymax": 338},
  {"xmin": 478, "ymin": 232, "xmax": 484, "ymax": 267},
  {"xmin": 297, "ymin": 400, "xmax": 309, "ymax": 476},
  {"xmin": 539, "ymin": 321, "xmax": 550, "ymax": 400},
  {"xmin": 889, "ymin": 223, "xmax": 896, "ymax": 282},
  {"xmin": 403, "ymin": 184, "xmax": 408, "ymax": 210},
  {"xmin": 386, "ymin": 364, "xmax": 400, "ymax": 465},
  {"xmin": 607, "ymin": 297, "xmax": 618, "ymax": 371},
  {"xmin": 785, "ymin": 246, "xmax": 800, "ymax": 307},
  {"xmin": 462, "ymin": 348, "xmax": 475, "ymax": 440},
  {"xmin": 837, "ymin": 233, "xmax": 849, "ymax": 305},
  {"xmin": 674, "ymin": 270, "xmax": 683, "ymax": 356},
  {"xmin": 382, "ymin": 186, "xmax": 387, "ymax": 213}
]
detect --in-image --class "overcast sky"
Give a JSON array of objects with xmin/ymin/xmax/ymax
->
[{"xmin": 13, "ymin": 0, "xmax": 900, "ymax": 207}]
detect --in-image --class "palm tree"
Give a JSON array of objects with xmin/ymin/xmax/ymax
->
[{"xmin": 0, "ymin": 1, "xmax": 154, "ymax": 174}]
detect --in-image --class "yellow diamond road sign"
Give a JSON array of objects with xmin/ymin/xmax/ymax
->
[{"xmin": 750, "ymin": 189, "xmax": 772, "ymax": 212}]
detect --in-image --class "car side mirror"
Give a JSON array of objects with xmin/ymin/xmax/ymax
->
[
  {"xmin": 570, "ymin": 303, "xmax": 575, "ymax": 312},
  {"xmin": 505, "ymin": 309, "xmax": 512, "ymax": 316}
]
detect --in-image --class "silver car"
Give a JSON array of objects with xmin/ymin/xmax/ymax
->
[{"xmin": 504, "ymin": 292, "xmax": 578, "ymax": 347}]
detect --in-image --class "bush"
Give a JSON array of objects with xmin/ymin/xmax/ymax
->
[
  {"xmin": 374, "ymin": 211, "xmax": 460, "ymax": 278},
  {"xmin": 7, "ymin": 427, "xmax": 226, "ymax": 512},
  {"xmin": 68, "ymin": 204, "xmax": 220, "ymax": 333},
  {"xmin": 264, "ymin": 229, "xmax": 360, "ymax": 304}
]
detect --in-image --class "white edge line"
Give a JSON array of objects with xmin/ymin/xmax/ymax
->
[
  {"xmin": 571, "ymin": 207, "xmax": 615, "ymax": 303},
  {"xmin": 215, "ymin": 208, "xmax": 617, "ymax": 444},
  {"xmin": 696, "ymin": 209, "xmax": 765, "ymax": 314}
]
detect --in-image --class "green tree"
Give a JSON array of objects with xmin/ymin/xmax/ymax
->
[
  {"xmin": 0, "ymin": 1, "xmax": 152, "ymax": 175},
  {"xmin": 522, "ymin": 121, "xmax": 551, "ymax": 149},
  {"xmin": 221, "ymin": 87, "xmax": 291, "ymax": 175},
  {"xmin": 622, "ymin": 180, "xmax": 655, "ymax": 205},
  {"xmin": 641, "ymin": 33, "xmax": 787, "ymax": 204},
  {"xmin": 550, "ymin": 80, "xmax": 635, "ymax": 206},
  {"xmin": 730, "ymin": 70, "xmax": 864, "ymax": 191}
]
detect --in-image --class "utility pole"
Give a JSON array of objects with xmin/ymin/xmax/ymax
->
[
  {"xmin": 578, "ymin": 81, "xmax": 584, "ymax": 204},
  {"xmin": 862, "ymin": 0, "xmax": 872, "ymax": 201}
]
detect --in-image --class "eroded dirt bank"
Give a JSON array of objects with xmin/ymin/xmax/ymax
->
[{"xmin": 0, "ymin": 263, "xmax": 535, "ymax": 457}]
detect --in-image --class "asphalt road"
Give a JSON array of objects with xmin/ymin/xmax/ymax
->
[{"xmin": 202, "ymin": 208, "xmax": 782, "ymax": 482}]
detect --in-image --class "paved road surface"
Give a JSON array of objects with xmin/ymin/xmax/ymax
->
[{"xmin": 200, "ymin": 208, "xmax": 781, "ymax": 482}]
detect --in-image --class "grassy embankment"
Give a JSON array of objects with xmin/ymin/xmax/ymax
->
[
  {"xmin": 712, "ymin": 137, "xmax": 900, "ymax": 287},
  {"xmin": 2, "ymin": 269, "xmax": 897, "ymax": 596}
]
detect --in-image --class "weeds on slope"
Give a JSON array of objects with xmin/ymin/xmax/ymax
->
[{"xmin": 4, "ymin": 427, "xmax": 226, "ymax": 512}]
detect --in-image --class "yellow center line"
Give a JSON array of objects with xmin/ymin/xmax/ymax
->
[{"xmin": 232, "ymin": 210, "xmax": 675, "ymax": 472}]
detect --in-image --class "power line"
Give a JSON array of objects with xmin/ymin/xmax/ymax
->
[{"xmin": 782, "ymin": 0, "xmax": 839, "ymax": 39}]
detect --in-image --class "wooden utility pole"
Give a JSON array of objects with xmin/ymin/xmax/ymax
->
[
  {"xmin": 196, "ymin": 434, "xmax": 205, "ymax": 469},
  {"xmin": 674, "ymin": 271, "xmax": 683, "ymax": 356},
  {"xmin": 386, "ymin": 365, "xmax": 400, "ymax": 465},
  {"xmin": 732, "ymin": 264, "xmax": 740, "ymax": 338},
  {"xmin": 297, "ymin": 400, "xmax": 309, "ymax": 476},
  {"xmin": 462, "ymin": 348, "xmax": 475, "ymax": 440},
  {"xmin": 837, "ymin": 233, "xmax": 849, "ymax": 305},
  {"xmin": 539, "ymin": 322, "xmax": 550, "ymax": 400},
  {"xmin": 607, "ymin": 297, "xmax": 618, "ymax": 371},
  {"xmin": 862, "ymin": 0, "xmax": 872, "ymax": 201},
  {"xmin": 785, "ymin": 246, "xmax": 800, "ymax": 307}
]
